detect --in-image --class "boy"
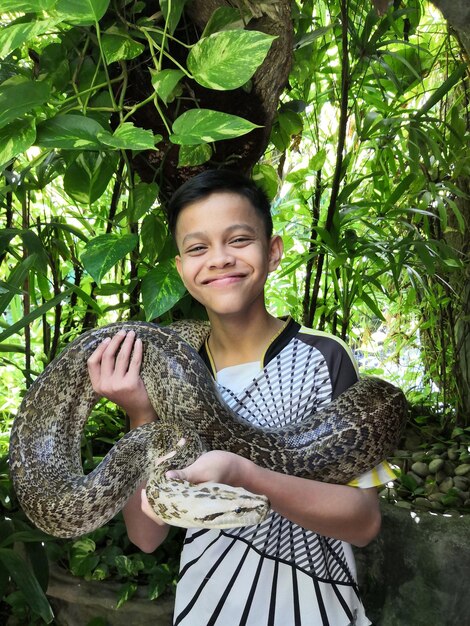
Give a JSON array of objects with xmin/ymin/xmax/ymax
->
[{"xmin": 87, "ymin": 170, "xmax": 393, "ymax": 625}]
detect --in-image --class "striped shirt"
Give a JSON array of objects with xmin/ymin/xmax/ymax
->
[{"xmin": 173, "ymin": 319, "xmax": 392, "ymax": 626}]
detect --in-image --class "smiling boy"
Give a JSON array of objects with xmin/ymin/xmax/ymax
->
[{"xmin": 87, "ymin": 170, "xmax": 393, "ymax": 625}]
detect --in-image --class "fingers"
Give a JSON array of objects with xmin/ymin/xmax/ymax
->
[
  {"xmin": 127, "ymin": 336, "xmax": 143, "ymax": 375},
  {"xmin": 87, "ymin": 329, "xmax": 141, "ymax": 393},
  {"xmin": 101, "ymin": 330, "xmax": 132, "ymax": 378},
  {"xmin": 155, "ymin": 438, "xmax": 186, "ymax": 468},
  {"xmin": 86, "ymin": 336, "xmax": 111, "ymax": 387},
  {"xmin": 141, "ymin": 490, "xmax": 167, "ymax": 525}
]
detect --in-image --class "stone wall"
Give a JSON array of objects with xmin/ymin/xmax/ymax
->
[{"xmin": 355, "ymin": 502, "xmax": 470, "ymax": 625}]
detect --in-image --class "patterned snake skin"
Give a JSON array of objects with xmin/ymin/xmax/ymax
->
[{"xmin": 9, "ymin": 321, "xmax": 407, "ymax": 537}]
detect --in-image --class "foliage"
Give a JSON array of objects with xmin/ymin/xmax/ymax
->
[
  {"xmin": 0, "ymin": 0, "xmax": 470, "ymax": 620},
  {"xmin": 264, "ymin": 0, "xmax": 469, "ymax": 422},
  {"xmin": 0, "ymin": 0, "xmax": 277, "ymax": 365},
  {"xmin": 0, "ymin": 452, "xmax": 54, "ymax": 624},
  {"xmin": 0, "ymin": 1, "xmax": 467, "ymax": 411},
  {"xmin": 49, "ymin": 517, "xmax": 183, "ymax": 607}
]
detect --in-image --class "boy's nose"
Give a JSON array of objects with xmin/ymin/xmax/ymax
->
[{"xmin": 208, "ymin": 247, "xmax": 236, "ymax": 269}]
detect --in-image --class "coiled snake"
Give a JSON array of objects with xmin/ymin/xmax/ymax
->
[{"xmin": 9, "ymin": 321, "xmax": 407, "ymax": 538}]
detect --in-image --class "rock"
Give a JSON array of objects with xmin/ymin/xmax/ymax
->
[
  {"xmin": 453, "ymin": 476, "xmax": 470, "ymax": 490},
  {"xmin": 411, "ymin": 462, "xmax": 429, "ymax": 478},
  {"xmin": 407, "ymin": 471, "xmax": 425, "ymax": 486},
  {"xmin": 355, "ymin": 501, "xmax": 470, "ymax": 626},
  {"xmin": 424, "ymin": 481, "xmax": 439, "ymax": 496},
  {"xmin": 447, "ymin": 447, "xmax": 459, "ymax": 461},
  {"xmin": 393, "ymin": 449, "xmax": 412, "ymax": 459},
  {"xmin": 439, "ymin": 477, "xmax": 454, "ymax": 493},
  {"xmin": 443, "ymin": 460, "xmax": 456, "ymax": 475},
  {"xmin": 379, "ymin": 487, "xmax": 397, "ymax": 499},
  {"xmin": 394, "ymin": 500, "xmax": 412, "ymax": 509},
  {"xmin": 455, "ymin": 464, "xmax": 470, "ymax": 476},
  {"xmin": 413, "ymin": 497, "xmax": 433, "ymax": 509},
  {"xmin": 428, "ymin": 458, "xmax": 445, "ymax": 473}
]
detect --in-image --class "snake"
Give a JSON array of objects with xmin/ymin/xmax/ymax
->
[{"xmin": 9, "ymin": 320, "xmax": 408, "ymax": 538}]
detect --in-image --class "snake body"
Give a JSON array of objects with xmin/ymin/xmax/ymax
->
[{"xmin": 9, "ymin": 321, "xmax": 407, "ymax": 537}]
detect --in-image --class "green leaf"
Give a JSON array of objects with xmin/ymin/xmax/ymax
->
[
  {"xmin": 160, "ymin": 0, "xmax": 189, "ymax": 35},
  {"xmin": 415, "ymin": 64, "xmax": 467, "ymax": 119},
  {"xmin": 0, "ymin": 287, "xmax": 73, "ymax": 342},
  {"xmin": 0, "ymin": 19, "xmax": 58, "ymax": 58},
  {"xmin": 36, "ymin": 114, "xmax": 106, "ymax": 150},
  {"xmin": 0, "ymin": 548, "xmax": 54, "ymax": 624},
  {"xmin": 358, "ymin": 291, "xmax": 386, "ymax": 321},
  {"xmin": 0, "ymin": 79, "xmax": 50, "ymax": 131},
  {"xmin": 64, "ymin": 281, "xmax": 102, "ymax": 314},
  {"xmin": 309, "ymin": 148, "xmax": 327, "ymax": 171},
  {"xmin": 187, "ymin": 30, "xmax": 276, "ymax": 90},
  {"xmin": 171, "ymin": 109, "xmax": 261, "ymax": 146},
  {"xmin": 132, "ymin": 182, "xmax": 159, "ymax": 221},
  {"xmin": 63, "ymin": 152, "xmax": 118, "ymax": 204},
  {"xmin": 141, "ymin": 213, "xmax": 167, "ymax": 261},
  {"xmin": 69, "ymin": 537, "xmax": 99, "ymax": 577},
  {"xmin": 142, "ymin": 262, "xmax": 186, "ymax": 319},
  {"xmin": 178, "ymin": 143, "xmax": 212, "ymax": 166},
  {"xmin": 81, "ymin": 233, "xmax": 138, "ymax": 284},
  {"xmin": 97, "ymin": 123, "xmax": 159, "ymax": 150},
  {"xmin": 201, "ymin": 6, "xmax": 248, "ymax": 37},
  {"xmin": 0, "ymin": 255, "xmax": 38, "ymax": 316},
  {"xmin": 0, "ymin": 343, "xmax": 26, "ymax": 353},
  {"xmin": 0, "ymin": 118, "xmax": 36, "ymax": 168},
  {"xmin": 55, "ymin": 0, "xmax": 110, "ymax": 25},
  {"xmin": 252, "ymin": 164, "xmax": 279, "ymax": 201},
  {"xmin": 116, "ymin": 581, "xmax": 137, "ymax": 609},
  {"xmin": 0, "ymin": 0, "xmax": 57, "ymax": 10},
  {"xmin": 101, "ymin": 29, "xmax": 145, "ymax": 63},
  {"xmin": 150, "ymin": 68, "xmax": 184, "ymax": 105}
]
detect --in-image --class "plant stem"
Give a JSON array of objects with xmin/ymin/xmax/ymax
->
[{"xmin": 307, "ymin": 0, "xmax": 350, "ymax": 328}]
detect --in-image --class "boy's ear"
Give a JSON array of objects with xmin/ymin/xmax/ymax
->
[
  {"xmin": 268, "ymin": 235, "xmax": 283, "ymax": 272},
  {"xmin": 175, "ymin": 254, "xmax": 182, "ymax": 279}
]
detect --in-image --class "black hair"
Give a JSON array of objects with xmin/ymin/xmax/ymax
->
[{"xmin": 166, "ymin": 169, "xmax": 273, "ymax": 240}]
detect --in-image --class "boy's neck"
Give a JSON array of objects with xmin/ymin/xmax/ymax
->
[{"xmin": 206, "ymin": 310, "xmax": 286, "ymax": 371}]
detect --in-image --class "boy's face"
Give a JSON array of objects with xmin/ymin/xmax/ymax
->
[{"xmin": 174, "ymin": 192, "xmax": 283, "ymax": 319}]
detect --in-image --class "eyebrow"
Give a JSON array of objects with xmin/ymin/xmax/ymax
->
[{"xmin": 181, "ymin": 223, "xmax": 257, "ymax": 246}]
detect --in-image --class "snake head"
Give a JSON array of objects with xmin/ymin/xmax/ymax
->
[{"xmin": 146, "ymin": 477, "xmax": 271, "ymax": 529}]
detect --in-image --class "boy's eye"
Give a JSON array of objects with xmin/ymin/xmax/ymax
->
[
  {"xmin": 230, "ymin": 237, "xmax": 251, "ymax": 245},
  {"xmin": 186, "ymin": 245, "xmax": 206, "ymax": 254}
]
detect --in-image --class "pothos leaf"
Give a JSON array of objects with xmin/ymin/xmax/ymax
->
[
  {"xmin": 171, "ymin": 109, "xmax": 261, "ymax": 146},
  {"xmin": 81, "ymin": 233, "xmax": 138, "ymax": 284},
  {"xmin": 187, "ymin": 29, "xmax": 276, "ymax": 90}
]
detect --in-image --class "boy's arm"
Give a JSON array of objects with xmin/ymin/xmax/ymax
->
[
  {"xmin": 164, "ymin": 451, "xmax": 381, "ymax": 547},
  {"xmin": 122, "ymin": 482, "xmax": 170, "ymax": 553}
]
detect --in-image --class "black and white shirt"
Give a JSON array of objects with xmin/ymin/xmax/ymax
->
[{"xmin": 173, "ymin": 319, "xmax": 393, "ymax": 626}]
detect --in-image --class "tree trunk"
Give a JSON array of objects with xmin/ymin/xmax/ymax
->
[{"xmin": 128, "ymin": 0, "xmax": 293, "ymax": 197}]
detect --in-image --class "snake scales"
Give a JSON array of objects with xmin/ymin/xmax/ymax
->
[{"xmin": 9, "ymin": 320, "xmax": 407, "ymax": 537}]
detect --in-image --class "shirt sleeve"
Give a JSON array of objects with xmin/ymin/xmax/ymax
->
[{"xmin": 347, "ymin": 460, "xmax": 396, "ymax": 488}]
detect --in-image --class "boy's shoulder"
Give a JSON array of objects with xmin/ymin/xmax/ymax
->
[
  {"xmin": 297, "ymin": 325, "xmax": 356, "ymax": 357},
  {"xmin": 265, "ymin": 320, "xmax": 358, "ymax": 374},
  {"xmin": 268, "ymin": 319, "xmax": 356, "ymax": 360}
]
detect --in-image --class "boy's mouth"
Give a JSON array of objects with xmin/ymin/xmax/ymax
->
[{"xmin": 202, "ymin": 273, "xmax": 246, "ymax": 286}]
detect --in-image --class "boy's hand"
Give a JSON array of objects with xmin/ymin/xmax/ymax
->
[
  {"xmin": 166, "ymin": 450, "xmax": 253, "ymax": 489},
  {"xmin": 87, "ymin": 329, "xmax": 157, "ymax": 425}
]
